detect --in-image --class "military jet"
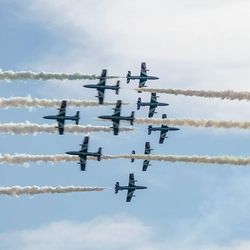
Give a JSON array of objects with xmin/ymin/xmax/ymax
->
[
  {"xmin": 83, "ymin": 69, "xmax": 120, "ymax": 104},
  {"xmin": 126, "ymin": 62, "xmax": 159, "ymax": 90},
  {"xmin": 148, "ymin": 114, "xmax": 180, "ymax": 144},
  {"xmin": 115, "ymin": 173, "xmax": 147, "ymax": 202},
  {"xmin": 43, "ymin": 100, "xmax": 80, "ymax": 135},
  {"xmin": 137, "ymin": 93, "xmax": 169, "ymax": 118},
  {"xmin": 98, "ymin": 100, "xmax": 135, "ymax": 135},
  {"xmin": 131, "ymin": 142, "xmax": 153, "ymax": 171},
  {"xmin": 65, "ymin": 136, "xmax": 102, "ymax": 171}
]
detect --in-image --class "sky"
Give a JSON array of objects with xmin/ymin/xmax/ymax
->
[{"xmin": 1, "ymin": 1, "xmax": 250, "ymax": 249}]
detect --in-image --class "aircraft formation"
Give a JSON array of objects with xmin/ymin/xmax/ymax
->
[{"xmin": 42, "ymin": 62, "xmax": 180, "ymax": 202}]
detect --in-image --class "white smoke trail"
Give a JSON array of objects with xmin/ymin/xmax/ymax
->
[
  {"xmin": 0, "ymin": 70, "xmax": 119, "ymax": 81},
  {"xmin": 0, "ymin": 186, "xmax": 106, "ymax": 196},
  {"xmin": 103, "ymin": 154, "xmax": 250, "ymax": 166},
  {"xmin": 3, "ymin": 154, "xmax": 250, "ymax": 166},
  {"xmin": 136, "ymin": 88, "xmax": 250, "ymax": 102},
  {"xmin": 135, "ymin": 118, "xmax": 250, "ymax": 130},
  {"xmin": 0, "ymin": 97, "xmax": 116, "ymax": 108},
  {"xmin": 0, "ymin": 123, "xmax": 134, "ymax": 135},
  {"xmin": 0, "ymin": 154, "xmax": 77, "ymax": 165}
]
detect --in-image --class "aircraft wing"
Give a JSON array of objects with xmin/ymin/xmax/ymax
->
[
  {"xmin": 80, "ymin": 156, "xmax": 87, "ymax": 171},
  {"xmin": 126, "ymin": 173, "xmax": 136, "ymax": 202},
  {"xmin": 159, "ymin": 130, "xmax": 167, "ymax": 144},
  {"xmin": 97, "ymin": 88, "xmax": 105, "ymax": 104},
  {"xmin": 126, "ymin": 189, "xmax": 135, "ymax": 202},
  {"xmin": 140, "ymin": 62, "xmax": 147, "ymax": 76},
  {"xmin": 142, "ymin": 160, "xmax": 150, "ymax": 171},
  {"xmin": 150, "ymin": 93, "xmax": 158, "ymax": 103},
  {"xmin": 139, "ymin": 79, "xmax": 147, "ymax": 88},
  {"xmin": 98, "ymin": 69, "xmax": 107, "ymax": 85},
  {"xmin": 138, "ymin": 62, "xmax": 147, "ymax": 88},
  {"xmin": 58, "ymin": 100, "xmax": 67, "ymax": 116},
  {"xmin": 113, "ymin": 100, "xmax": 122, "ymax": 116},
  {"xmin": 148, "ymin": 106, "xmax": 156, "ymax": 118},
  {"xmin": 112, "ymin": 120, "xmax": 120, "ymax": 135},
  {"xmin": 111, "ymin": 100, "xmax": 122, "ymax": 134},
  {"xmin": 80, "ymin": 136, "xmax": 89, "ymax": 152},
  {"xmin": 57, "ymin": 119, "xmax": 65, "ymax": 135},
  {"xmin": 96, "ymin": 69, "xmax": 107, "ymax": 104},
  {"xmin": 144, "ymin": 142, "xmax": 151, "ymax": 154},
  {"xmin": 128, "ymin": 173, "xmax": 135, "ymax": 186}
]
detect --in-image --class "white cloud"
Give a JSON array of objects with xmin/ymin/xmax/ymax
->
[
  {"xmin": 17, "ymin": 0, "xmax": 250, "ymax": 121},
  {"xmin": 0, "ymin": 215, "xmax": 158, "ymax": 250},
  {"xmin": 24, "ymin": 0, "xmax": 250, "ymax": 68},
  {"xmin": 2, "ymin": 214, "xmax": 250, "ymax": 250}
]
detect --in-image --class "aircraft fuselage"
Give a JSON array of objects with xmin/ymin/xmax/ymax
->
[
  {"xmin": 116, "ymin": 186, "xmax": 147, "ymax": 191},
  {"xmin": 43, "ymin": 115, "xmax": 78, "ymax": 121},
  {"xmin": 128, "ymin": 76, "xmax": 159, "ymax": 81},
  {"xmin": 98, "ymin": 115, "xmax": 133, "ymax": 121},
  {"xmin": 83, "ymin": 84, "xmax": 120, "ymax": 90},
  {"xmin": 139, "ymin": 102, "xmax": 169, "ymax": 107},
  {"xmin": 65, "ymin": 151, "xmax": 101, "ymax": 157},
  {"xmin": 151, "ymin": 126, "xmax": 180, "ymax": 132}
]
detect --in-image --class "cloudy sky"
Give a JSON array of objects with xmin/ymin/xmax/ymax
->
[{"xmin": 1, "ymin": 1, "xmax": 250, "ymax": 249}]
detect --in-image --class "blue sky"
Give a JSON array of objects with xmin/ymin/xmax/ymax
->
[{"xmin": 1, "ymin": 1, "xmax": 250, "ymax": 249}]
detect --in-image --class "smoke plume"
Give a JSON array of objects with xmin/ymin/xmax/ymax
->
[
  {"xmin": 3, "ymin": 153, "xmax": 250, "ymax": 167},
  {"xmin": 136, "ymin": 88, "xmax": 250, "ymax": 101},
  {"xmin": 103, "ymin": 154, "xmax": 250, "ymax": 166},
  {"xmin": 0, "ymin": 97, "xmax": 116, "ymax": 108},
  {"xmin": 0, "ymin": 123, "xmax": 134, "ymax": 135},
  {"xmin": 135, "ymin": 118, "xmax": 250, "ymax": 130},
  {"xmin": 0, "ymin": 154, "xmax": 77, "ymax": 165},
  {"xmin": 0, "ymin": 70, "xmax": 119, "ymax": 81},
  {"xmin": 0, "ymin": 185, "xmax": 106, "ymax": 196}
]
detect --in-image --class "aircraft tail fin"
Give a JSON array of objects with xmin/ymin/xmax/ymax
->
[
  {"xmin": 75, "ymin": 111, "xmax": 80, "ymax": 125},
  {"xmin": 115, "ymin": 182, "xmax": 119, "ymax": 193},
  {"xmin": 130, "ymin": 111, "xmax": 135, "ymax": 125},
  {"xmin": 97, "ymin": 147, "xmax": 102, "ymax": 161},
  {"xmin": 148, "ymin": 125, "xmax": 152, "ymax": 135},
  {"xmin": 115, "ymin": 81, "xmax": 120, "ymax": 95},
  {"xmin": 126, "ymin": 71, "xmax": 131, "ymax": 83},
  {"xmin": 131, "ymin": 150, "xmax": 135, "ymax": 162},
  {"xmin": 137, "ymin": 98, "xmax": 141, "ymax": 110}
]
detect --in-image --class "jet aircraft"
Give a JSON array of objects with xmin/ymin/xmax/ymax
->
[
  {"xmin": 98, "ymin": 100, "xmax": 135, "ymax": 135},
  {"xmin": 137, "ymin": 93, "xmax": 169, "ymax": 118},
  {"xmin": 148, "ymin": 114, "xmax": 180, "ymax": 144},
  {"xmin": 131, "ymin": 142, "xmax": 153, "ymax": 171},
  {"xmin": 115, "ymin": 173, "xmax": 147, "ymax": 202},
  {"xmin": 43, "ymin": 100, "xmax": 80, "ymax": 135},
  {"xmin": 83, "ymin": 69, "xmax": 120, "ymax": 104},
  {"xmin": 65, "ymin": 136, "xmax": 102, "ymax": 171},
  {"xmin": 126, "ymin": 62, "xmax": 159, "ymax": 90}
]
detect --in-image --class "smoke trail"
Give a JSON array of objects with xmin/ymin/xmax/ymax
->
[
  {"xmin": 0, "ymin": 154, "xmax": 77, "ymax": 165},
  {"xmin": 3, "ymin": 153, "xmax": 250, "ymax": 166},
  {"xmin": 0, "ymin": 97, "xmax": 116, "ymax": 108},
  {"xmin": 136, "ymin": 88, "xmax": 250, "ymax": 102},
  {"xmin": 0, "ymin": 123, "xmax": 134, "ymax": 135},
  {"xmin": 0, "ymin": 70, "xmax": 119, "ymax": 81},
  {"xmin": 135, "ymin": 118, "xmax": 250, "ymax": 130},
  {"xmin": 0, "ymin": 186, "xmax": 106, "ymax": 196},
  {"xmin": 103, "ymin": 154, "xmax": 250, "ymax": 166}
]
